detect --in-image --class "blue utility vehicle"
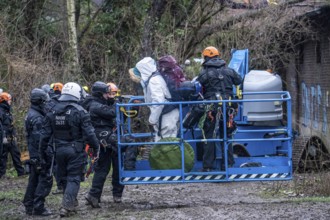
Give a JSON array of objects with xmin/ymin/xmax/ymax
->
[{"xmin": 116, "ymin": 49, "xmax": 293, "ymax": 184}]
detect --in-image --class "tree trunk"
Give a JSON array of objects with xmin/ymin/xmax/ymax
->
[
  {"xmin": 66, "ymin": 0, "xmax": 80, "ymax": 78},
  {"xmin": 140, "ymin": 0, "xmax": 168, "ymax": 57},
  {"xmin": 22, "ymin": 0, "xmax": 46, "ymax": 46}
]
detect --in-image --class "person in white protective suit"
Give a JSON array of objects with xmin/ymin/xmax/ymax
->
[{"xmin": 131, "ymin": 57, "xmax": 179, "ymax": 142}]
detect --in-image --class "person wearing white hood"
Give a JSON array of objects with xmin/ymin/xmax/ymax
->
[{"xmin": 129, "ymin": 57, "xmax": 179, "ymax": 142}]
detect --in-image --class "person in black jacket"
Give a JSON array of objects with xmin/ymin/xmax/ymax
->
[
  {"xmin": 106, "ymin": 82, "xmax": 137, "ymax": 170},
  {"xmin": 197, "ymin": 46, "xmax": 242, "ymax": 171},
  {"xmin": 0, "ymin": 92, "xmax": 25, "ymax": 178},
  {"xmin": 23, "ymin": 88, "xmax": 53, "ymax": 216},
  {"xmin": 39, "ymin": 82, "xmax": 100, "ymax": 217},
  {"xmin": 41, "ymin": 83, "xmax": 64, "ymax": 195},
  {"xmin": 0, "ymin": 88, "xmax": 3, "ymax": 159},
  {"xmin": 0, "ymin": 110, "xmax": 3, "ymax": 170},
  {"xmin": 83, "ymin": 81, "xmax": 130, "ymax": 208}
]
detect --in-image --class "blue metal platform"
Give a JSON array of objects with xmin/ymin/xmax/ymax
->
[{"xmin": 115, "ymin": 49, "xmax": 293, "ymax": 185}]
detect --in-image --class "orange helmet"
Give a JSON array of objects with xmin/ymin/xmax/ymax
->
[
  {"xmin": 107, "ymin": 82, "xmax": 119, "ymax": 93},
  {"xmin": 52, "ymin": 82, "xmax": 63, "ymax": 92},
  {"xmin": 202, "ymin": 46, "xmax": 220, "ymax": 58},
  {"xmin": 0, "ymin": 92, "xmax": 12, "ymax": 103}
]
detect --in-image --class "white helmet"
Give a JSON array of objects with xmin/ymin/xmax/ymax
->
[
  {"xmin": 184, "ymin": 59, "xmax": 191, "ymax": 65},
  {"xmin": 59, "ymin": 82, "xmax": 82, "ymax": 101}
]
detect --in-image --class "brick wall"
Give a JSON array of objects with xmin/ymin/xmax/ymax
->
[{"xmin": 286, "ymin": 29, "xmax": 330, "ymax": 148}]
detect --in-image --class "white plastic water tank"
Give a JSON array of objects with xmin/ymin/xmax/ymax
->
[{"xmin": 243, "ymin": 70, "xmax": 283, "ymax": 121}]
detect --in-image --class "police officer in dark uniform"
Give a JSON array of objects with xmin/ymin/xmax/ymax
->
[
  {"xmin": 107, "ymin": 82, "xmax": 137, "ymax": 170},
  {"xmin": 23, "ymin": 88, "xmax": 53, "ymax": 216},
  {"xmin": 83, "ymin": 81, "xmax": 125, "ymax": 208},
  {"xmin": 0, "ymin": 89, "xmax": 2, "ymax": 178},
  {"xmin": 197, "ymin": 46, "xmax": 242, "ymax": 171},
  {"xmin": 42, "ymin": 83, "xmax": 64, "ymax": 194},
  {"xmin": 39, "ymin": 82, "xmax": 100, "ymax": 217},
  {"xmin": 0, "ymin": 108, "xmax": 3, "ymax": 177},
  {"xmin": 0, "ymin": 92, "xmax": 25, "ymax": 177}
]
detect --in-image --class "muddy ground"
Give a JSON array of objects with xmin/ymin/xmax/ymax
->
[{"xmin": 1, "ymin": 173, "xmax": 330, "ymax": 220}]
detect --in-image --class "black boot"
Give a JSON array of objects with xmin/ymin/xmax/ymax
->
[
  {"xmin": 85, "ymin": 194, "xmax": 101, "ymax": 208},
  {"xmin": 33, "ymin": 208, "xmax": 52, "ymax": 216},
  {"xmin": 25, "ymin": 207, "xmax": 33, "ymax": 215},
  {"xmin": 59, "ymin": 207, "xmax": 76, "ymax": 218}
]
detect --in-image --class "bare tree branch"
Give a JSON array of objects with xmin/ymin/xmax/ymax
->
[
  {"xmin": 77, "ymin": 4, "xmax": 106, "ymax": 43},
  {"xmin": 140, "ymin": 0, "xmax": 168, "ymax": 57}
]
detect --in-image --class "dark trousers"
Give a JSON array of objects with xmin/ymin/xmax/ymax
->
[
  {"xmin": 89, "ymin": 147, "xmax": 124, "ymax": 199},
  {"xmin": 202, "ymin": 110, "xmax": 234, "ymax": 169},
  {"xmin": 23, "ymin": 162, "xmax": 53, "ymax": 212},
  {"xmin": 49, "ymin": 140, "xmax": 63, "ymax": 190},
  {"xmin": 0, "ymin": 141, "xmax": 25, "ymax": 177},
  {"xmin": 124, "ymin": 146, "xmax": 138, "ymax": 170},
  {"xmin": 53, "ymin": 161, "xmax": 63, "ymax": 190},
  {"xmin": 56, "ymin": 146, "xmax": 87, "ymax": 210}
]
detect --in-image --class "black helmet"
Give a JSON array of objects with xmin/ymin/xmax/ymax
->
[
  {"xmin": 30, "ymin": 88, "xmax": 49, "ymax": 104},
  {"xmin": 41, "ymin": 84, "xmax": 51, "ymax": 94},
  {"xmin": 91, "ymin": 81, "xmax": 109, "ymax": 96}
]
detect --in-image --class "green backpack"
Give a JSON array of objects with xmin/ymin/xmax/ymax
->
[{"xmin": 149, "ymin": 137, "xmax": 195, "ymax": 172}]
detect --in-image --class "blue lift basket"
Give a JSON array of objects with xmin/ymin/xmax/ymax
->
[{"xmin": 115, "ymin": 49, "xmax": 293, "ymax": 185}]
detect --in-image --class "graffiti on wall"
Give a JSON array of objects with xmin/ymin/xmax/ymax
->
[
  {"xmin": 302, "ymin": 83, "xmax": 310, "ymax": 126},
  {"xmin": 302, "ymin": 82, "xmax": 328, "ymax": 133}
]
